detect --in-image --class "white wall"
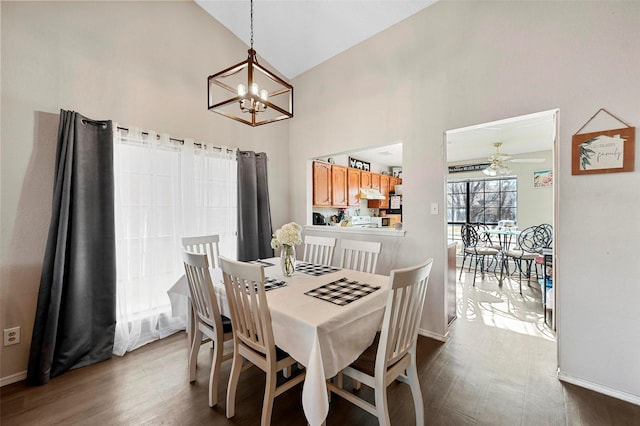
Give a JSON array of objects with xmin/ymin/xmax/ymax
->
[
  {"xmin": 290, "ymin": 2, "xmax": 640, "ymax": 403},
  {"xmin": 0, "ymin": 1, "xmax": 291, "ymax": 381}
]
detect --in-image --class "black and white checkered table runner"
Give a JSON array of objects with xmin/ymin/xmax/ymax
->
[
  {"xmin": 305, "ymin": 277, "xmax": 380, "ymax": 306},
  {"xmin": 263, "ymin": 277, "xmax": 287, "ymax": 291},
  {"xmin": 295, "ymin": 262, "xmax": 341, "ymax": 276}
]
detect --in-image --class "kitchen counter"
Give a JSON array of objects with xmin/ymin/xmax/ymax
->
[{"xmin": 304, "ymin": 224, "xmax": 406, "ymax": 237}]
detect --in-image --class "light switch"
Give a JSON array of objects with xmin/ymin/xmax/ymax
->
[{"xmin": 430, "ymin": 202, "xmax": 439, "ymax": 215}]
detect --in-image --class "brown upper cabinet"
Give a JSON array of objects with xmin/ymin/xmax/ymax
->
[
  {"xmin": 379, "ymin": 175, "xmax": 390, "ymax": 208},
  {"xmin": 313, "ymin": 163, "xmax": 402, "ymax": 209},
  {"xmin": 369, "ymin": 174, "xmax": 391, "ymax": 209},
  {"xmin": 347, "ymin": 168, "xmax": 361, "ymax": 207},
  {"xmin": 371, "ymin": 173, "xmax": 380, "ymax": 190},
  {"xmin": 390, "ymin": 176, "xmax": 401, "ymax": 193},
  {"xmin": 331, "ymin": 165, "xmax": 348, "ymax": 207},
  {"xmin": 361, "ymin": 171, "xmax": 372, "ymax": 189},
  {"xmin": 312, "ymin": 161, "xmax": 332, "ymax": 206}
]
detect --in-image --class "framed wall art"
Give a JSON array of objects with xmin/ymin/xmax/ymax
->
[
  {"xmin": 572, "ymin": 109, "xmax": 635, "ymax": 175},
  {"xmin": 534, "ymin": 169, "xmax": 553, "ymax": 188}
]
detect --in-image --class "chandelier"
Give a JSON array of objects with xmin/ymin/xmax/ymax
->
[{"xmin": 207, "ymin": 0, "xmax": 293, "ymax": 127}]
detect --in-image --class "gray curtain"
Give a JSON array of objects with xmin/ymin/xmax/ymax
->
[
  {"xmin": 237, "ymin": 151, "xmax": 273, "ymax": 261},
  {"xmin": 27, "ymin": 110, "xmax": 116, "ymax": 385}
]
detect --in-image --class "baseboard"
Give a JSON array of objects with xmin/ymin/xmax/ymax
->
[
  {"xmin": 558, "ymin": 371, "xmax": 640, "ymax": 406},
  {"xmin": 1, "ymin": 370, "xmax": 26, "ymax": 387},
  {"xmin": 418, "ymin": 327, "xmax": 447, "ymax": 342}
]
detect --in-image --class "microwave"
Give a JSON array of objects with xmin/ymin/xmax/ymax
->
[{"xmin": 370, "ymin": 217, "xmax": 390, "ymax": 227}]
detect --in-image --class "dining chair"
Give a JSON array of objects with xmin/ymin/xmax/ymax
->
[
  {"xmin": 477, "ymin": 223, "xmax": 503, "ymax": 251},
  {"xmin": 181, "ymin": 234, "xmax": 221, "ymax": 269},
  {"xmin": 459, "ymin": 224, "xmax": 500, "ymax": 286},
  {"xmin": 181, "ymin": 235, "xmax": 223, "ymax": 357},
  {"xmin": 505, "ymin": 225, "xmax": 544, "ymax": 295},
  {"xmin": 339, "ymin": 239, "xmax": 382, "ymax": 274},
  {"xmin": 327, "ymin": 258, "xmax": 434, "ymax": 426},
  {"xmin": 181, "ymin": 250, "xmax": 233, "ymax": 407},
  {"xmin": 302, "ymin": 235, "xmax": 337, "ymax": 266},
  {"xmin": 219, "ymin": 256, "xmax": 305, "ymax": 426}
]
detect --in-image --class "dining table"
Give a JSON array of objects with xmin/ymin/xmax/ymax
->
[
  {"xmin": 478, "ymin": 228, "xmax": 521, "ymax": 285},
  {"xmin": 168, "ymin": 256, "xmax": 390, "ymax": 426}
]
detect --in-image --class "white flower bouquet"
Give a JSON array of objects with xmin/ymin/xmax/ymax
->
[
  {"xmin": 271, "ymin": 222, "xmax": 302, "ymax": 277},
  {"xmin": 270, "ymin": 222, "xmax": 302, "ymax": 249}
]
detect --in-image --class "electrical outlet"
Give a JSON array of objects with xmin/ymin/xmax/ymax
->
[
  {"xmin": 4, "ymin": 326, "xmax": 20, "ymax": 346},
  {"xmin": 430, "ymin": 202, "xmax": 439, "ymax": 215}
]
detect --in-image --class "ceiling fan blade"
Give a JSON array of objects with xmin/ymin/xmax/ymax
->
[{"xmin": 509, "ymin": 158, "xmax": 545, "ymax": 163}]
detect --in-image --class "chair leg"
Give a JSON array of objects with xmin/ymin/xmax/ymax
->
[
  {"xmin": 469, "ymin": 256, "xmax": 478, "ymax": 287},
  {"xmin": 208, "ymin": 335, "xmax": 223, "ymax": 407},
  {"xmin": 407, "ymin": 357, "xmax": 425, "ymax": 426},
  {"xmin": 189, "ymin": 329, "xmax": 203, "ymax": 382},
  {"xmin": 261, "ymin": 368, "xmax": 277, "ymax": 426},
  {"xmin": 459, "ymin": 254, "xmax": 467, "ymax": 280},
  {"xmin": 226, "ymin": 349, "xmax": 243, "ymax": 419},
  {"xmin": 374, "ymin": 380, "xmax": 391, "ymax": 426}
]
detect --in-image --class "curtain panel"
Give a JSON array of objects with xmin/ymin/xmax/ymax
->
[
  {"xmin": 237, "ymin": 151, "xmax": 273, "ymax": 261},
  {"xmin": 112, "ymin": 127, "xmax": 237, "ymax": 355},
  {"xmin": 27, "ymin": 110, "xmax": 116, "ymax": 385}
]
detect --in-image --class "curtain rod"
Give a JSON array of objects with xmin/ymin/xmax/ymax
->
[{"xmin": 116, "ymin": 125, "xmax": 235, "ymax": 154}]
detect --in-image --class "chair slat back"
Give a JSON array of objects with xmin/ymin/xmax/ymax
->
[
  {"xmin": 339, "ymin": 239, "xmax": 382, "ymax": 274},
  {"xmin": 377, "ymin": 259, "xmax": 433, "ymax": 370},
  {"xmin": 182, "ymin": 235, "xmax": 221, "ymax": 269},
  {"xmin": 303, "ymin": 236, "xmax": 337, "ymax": 266},
  {"xmin": 182, "ymin": 251, "xmax": 223, "ymax": 331},
  {"xmin": 219, "ymin": 256, "xmax": 275, "ymax": 358}
]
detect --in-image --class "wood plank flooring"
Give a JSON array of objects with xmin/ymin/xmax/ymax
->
[{"xmin": 2, "ymin": 270, "xmax": 639, "ymax": 425}]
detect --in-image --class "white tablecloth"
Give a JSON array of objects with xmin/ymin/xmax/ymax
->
[{"xmin": 169, "ymin": 257, "xmax": 389, "ymax": 426}]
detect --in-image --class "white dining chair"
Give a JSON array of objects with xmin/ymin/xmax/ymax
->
[
  {"xmin": 302, "ymin": 235, "xmax": 337, "ymax": 266},
  {"xmin": 327, "ymin": 258, "xmax": 434, "ymax": 426},
  {"xmin": 181, "ymin": 234, "xmax": 221, "ymax": 269},
  {"xmin": 219, "ymin": 256, "xmax": 305, "ymax": 426},
  {"xmin": 339, "ymin": 239, "xmax": 382, "ymax": 274},
  {"xmin": 181, "ymin": 250, "xmax": 233, "ymax": 407},
  {"xmin": 181, "ymin": 235, "xmax": 223, "ymax": 356}
]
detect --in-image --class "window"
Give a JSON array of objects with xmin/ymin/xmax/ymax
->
[{"xmin": 447, "ymin": 177, "xmax": 517, "ymax": 248}]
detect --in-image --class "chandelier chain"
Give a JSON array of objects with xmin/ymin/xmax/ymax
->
[{"xmin": 250, "ymin": 0, "xmax": 254, "ymax": 50}]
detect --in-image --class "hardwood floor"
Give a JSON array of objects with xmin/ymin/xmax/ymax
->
[{"xmin": 2, "ymin": 271, "xmax": 639, "ymax": 425}]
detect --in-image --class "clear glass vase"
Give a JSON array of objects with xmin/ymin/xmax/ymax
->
[{"xmin": 280, "ymin": 244, "xmax": 296, "ymax": 277}]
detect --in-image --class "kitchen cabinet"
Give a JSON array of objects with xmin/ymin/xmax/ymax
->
[
  {"xmin": 361, "ymin": 171, "xmax": 372, "ymax": 189},
  {"xmin": 347, "ymin": 167, "xmax": 361, "ymax": 207},
  {"xmin": 331, "ymin": 165, "xmax": 348, "ymax": 207},
  {"xmin": 371, "ymin": 173, "xmax": 380, "ymax": 190},
  {"xmin": 312, "ymin": 161, "xmax": 332, "ymax": 206},
  {"xmin": 390, "ymin": 177, "xmax": 402, "ymax": 193},
  {"xmin": 379, "ymin": 175, "xmax": 390, "ymax": 208},
  {"xmin": 368, "ymin": 174, "xmax": 390, "ymax": 209}
]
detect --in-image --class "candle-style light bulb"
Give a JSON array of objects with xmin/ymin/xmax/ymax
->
[
  {"xmin": 237, "ymin": 84, "xmax": 247, "ymax": 96},
  {"xmin": 250, "ymin": 83, "xmax": 259, "ymax": 95},
  {"xmin": 259, "ymin": 89, "xmax": 268, "ymax": 101}
]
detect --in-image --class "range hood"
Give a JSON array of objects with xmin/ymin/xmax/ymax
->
[{"xmin": 359, "ymin": 188, "xmax": 385, "ymax": 200}]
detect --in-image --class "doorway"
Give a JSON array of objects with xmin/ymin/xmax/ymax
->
[{"xmin": 444, "ymin": 109, "xmax": 558, "ymax": 340}]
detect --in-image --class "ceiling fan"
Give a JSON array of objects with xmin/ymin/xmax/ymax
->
[{"xmin": 483, "ymin": 142, "xmax": 544, "ymax": 176}]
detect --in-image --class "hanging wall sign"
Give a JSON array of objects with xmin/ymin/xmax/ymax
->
[
  {"xmin": 448, "ymin": 163, "xmax": 491, "ymax": 173},
  {"xmin": 572, "ymin": 109, "xmax": 635, "ymax": 175},
  {"xmin": 349, "ymin": 157, "xmax": 370, "ymax": 171}
]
